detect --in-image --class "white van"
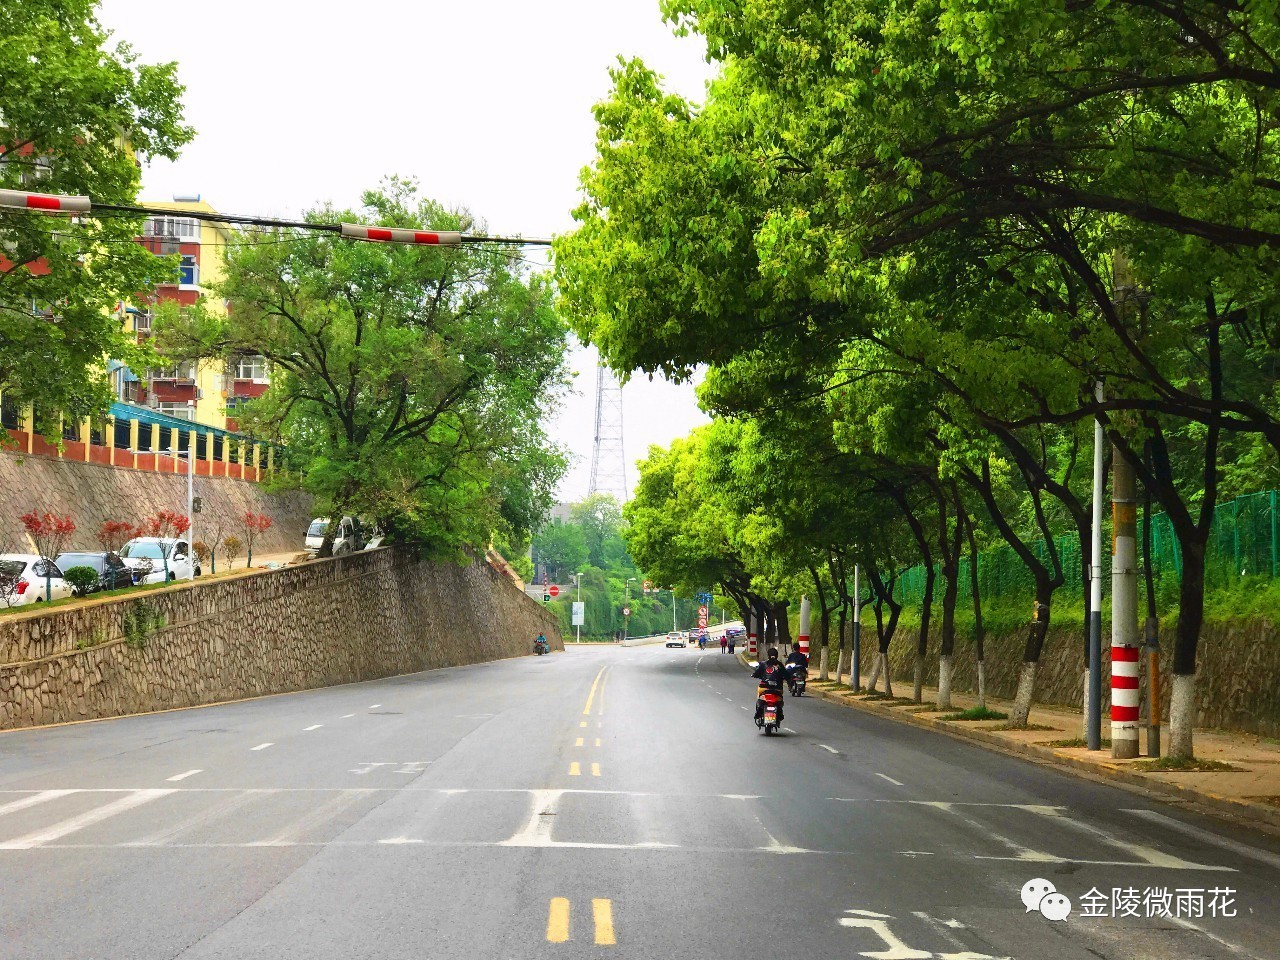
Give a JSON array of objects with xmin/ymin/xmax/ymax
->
[{"xmin": 304, "ymin": 517, "xmax": 365, "ymax": 557}]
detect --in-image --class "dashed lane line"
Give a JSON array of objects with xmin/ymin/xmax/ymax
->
[
  {"xmin": 875, "ymin": 773, "xmax": 904, "ymax": 786},
  {"xmin": 818, "ymin": 744, "xmax": 839, "ymax": 754},
  {"xmin": 166, "ymin": 770, "xmax": 202, "ymax": 782},
  {"xmin": 250, "ymin": 743, "xmax": 274, "ymax": 751},
  {"xmin": 304, "ymin": 724, "xmax": 323, "ymax": 731}
]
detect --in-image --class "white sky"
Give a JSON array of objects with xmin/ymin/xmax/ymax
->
[{"xmin": 96, "ymin": 0, "xmax": 715, "ymax": 502}]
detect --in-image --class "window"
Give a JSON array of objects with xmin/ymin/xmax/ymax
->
[
  {"xmin": 235, "ymin": 356, "xmax": 268, "ymax": 381},
  {"xmin": 155, "ymin": 402, "xmax": 195, "ymax": 421},
  {"xmin": 144, "ymin": 216, "xmax": 198, "ymax": 239},
  {"xmin": 178, "ymin": 255, "xmax": 199, "ymax": 287},
  {"xmin": 151, "ymin": 361, "xmax": 195, "ymax": 380},
  {"xmin": 133, "ymin": 311, "xmax": 152, "ymax": 335}
]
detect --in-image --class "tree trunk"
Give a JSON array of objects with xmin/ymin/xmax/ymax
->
[
  {"xmin": 866, "ymin": 652, "xmax": 882, "ymax": 693},
  {"xmin": 818, "ymin": 605, "xmax": 831, "ymax": 681},
  {"xmin": 1169, "ymin": 673, "xmax": 1196, "ymax": 760},
  {"xmin": 937, "ymin": 656, "xmax": 953, "ymax": 711},
  {"xmin": 976, "ymin": 661, "xmax": 987, "ymax": 711},
  {"xmin": 965, "ymin": 511, "xmax": 986, "ymax": 711},
  {"xmin": 1009, "ymin": 661, "xmax": 1038, "ymax": 728},
  {"xmin": 882, "ymin": 653, "xmax": 894, "ymax": 698}
]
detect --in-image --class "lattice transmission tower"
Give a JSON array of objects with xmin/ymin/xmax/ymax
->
[{"xmin": 587, "ymin": 363, "xmax": 628, "ymax": 501}]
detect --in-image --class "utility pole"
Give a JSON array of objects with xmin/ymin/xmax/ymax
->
[
  {"xmin": 1087, "ymin": 382, "xmax": 1105, "ymax": 750},
  {"xmin": 1112, "ymin": 448, "xmax": 1141, "ymax": 758},
  {"xmin": 851, "ymin": 563, "xmax": 861, "ymax": 691}
]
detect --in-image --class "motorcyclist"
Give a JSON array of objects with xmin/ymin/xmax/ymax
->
[
  {"xmin": 752, "ymin": 647, "xmax": 787, "ymax": 721},
  {"xmin": 784, "ymin": 645, "xmax": 809, "ymax": 693},
  {"xmin": 534, "ymin": 633, "xmax": 549, "ymax": 653}
]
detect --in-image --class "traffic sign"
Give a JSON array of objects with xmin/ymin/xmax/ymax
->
[
  {"xmin": 542, "ymin": 594, "xmax": 551, "ymax": 603},
  {"xmin": 622, "ymin": 606, "xmax": 631, "ymax": 617},
  {"xmin": 698, "ymin": 605, "xmax": 708, "ymax": 617},
  {"xmin": 549, "ymin": 585, "xmax": 560, "ymax": 597},
  {"xmin": 698, "ymin": 616, "xmax": 708, "ymax": 628}
]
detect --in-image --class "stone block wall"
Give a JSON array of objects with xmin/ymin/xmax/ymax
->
[
  {"xmin": 0, "ymin": 449, "xmax": 312, "ymax": 557},
  {"xmin": 0, "ymin": 548, "xmax": 563, "ymax": 729},
  {"xmin": 880, "ymin": 618, "xmax": 1280, "ymax": 738}
]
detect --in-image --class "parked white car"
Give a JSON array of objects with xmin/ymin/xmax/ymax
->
[
  {"xmin": 0, "ymin": 554, "xmax": 74, "ymax": 607},
  {"xmin": 118, "ymin": 537, "xmax": 199, "ymax": 584},
  {"xmin": 305, "ymin": 517, "xmax": 366, "ymax": 557}
]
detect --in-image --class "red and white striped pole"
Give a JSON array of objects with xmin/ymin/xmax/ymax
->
[
  {"xmin": 0, "ymin": 189, "xmax": 91, "ymax": 213},
  {"xmin": 339, "ymin": 223, "xmax": 462, "ymax": 246},
  {"xmin": 797, "ymin": 595, "xmax": 811, "ymax": 657},
  {"xmin": 1111, "ymin": 450, "xmax": 1141, "ymax": 758},
  {"xmin": 747, "ymin": 609, "xmax": 758, "ymax": 660}
]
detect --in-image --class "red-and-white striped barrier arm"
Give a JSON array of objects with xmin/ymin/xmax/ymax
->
[
  {"xmin": 339, "ymin": 223, "xmax": 462, "ymax": 246},
  {"xmin": 0, "ymin": 189, "xmax": 91, "ymax": 213}
]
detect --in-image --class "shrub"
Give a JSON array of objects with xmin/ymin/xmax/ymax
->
[
  {"xmin": 63, "ymin": 565, "xmax": 100, "ymax": 596},
  {"xmin": 122, "ymin": 601, "xmax": 164, "ymax": 649},
  {"xmin": 222, "ymin": 535, "xmax": 243, "ymax": 566}
]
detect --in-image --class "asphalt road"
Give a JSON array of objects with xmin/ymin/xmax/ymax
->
[{"xmin": 2, "ymin": 644, "xmax": 1279, "ymax": 959}]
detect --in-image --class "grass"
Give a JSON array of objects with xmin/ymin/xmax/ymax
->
[
  {"xmin": 937, "ymin": 706, "xmax": 1009, "ymax": 722},
  {"xmin": 1046, "ymin": 737, "xmax": 1112, "ymax": 748},
  {"xmin": 1130, "ymin": 756, "xmax": 1241, "ymax": 773},
  {"xmin": 0, "ymin": 579, "xmax": 173, "ymax": 618},
  {"xmin": 990, "ymin": 721, "xmax": 1057, "ymax": 731}
]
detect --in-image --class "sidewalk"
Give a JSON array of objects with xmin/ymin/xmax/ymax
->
[{"xmin": 801, "ymin": 667, "xmax": 1280, "ymax": 832}]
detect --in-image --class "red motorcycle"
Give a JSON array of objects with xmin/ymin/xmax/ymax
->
[{"xmin": 755, "ymin": 690, "xmax": 783, "ymax": 735}]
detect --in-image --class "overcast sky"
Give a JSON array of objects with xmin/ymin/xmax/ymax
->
[{"xmin": 96, "ymin": 0, "xmax": 715, "ymax": 502}]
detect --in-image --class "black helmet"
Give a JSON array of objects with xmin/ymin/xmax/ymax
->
[{"xmin": 767, "ymin": 647, "xmax": 779, "ymax": 659}]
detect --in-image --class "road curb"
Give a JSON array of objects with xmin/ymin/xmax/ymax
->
[{"xmin": 806, "ymin": 683, "xmax": 1280, "ymax": 834}]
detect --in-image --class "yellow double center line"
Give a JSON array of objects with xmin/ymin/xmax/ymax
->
[
  {"xmin": 546, "ymin": 897, "xmax": 615, "ymax": 946},
  {"xmin": 583, "ymin": 666, "xmax": 606, "ymax": 716}
]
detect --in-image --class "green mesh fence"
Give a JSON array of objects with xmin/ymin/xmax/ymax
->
[{"xmin": 893, "ymin": 490, "xmax": 1280, "ymax": 606}]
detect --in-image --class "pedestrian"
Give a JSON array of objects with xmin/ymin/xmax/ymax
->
[
  {"xmin": 720, "ymin": 635, "xmax": 728, "ymax": 654},
  {"xmin": 728, "ymin": 637, "xmax": 736, "ymax": 655}
]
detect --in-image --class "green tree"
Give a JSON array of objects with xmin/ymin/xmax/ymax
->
[
  {"xmin": 532, "ymin": 519, "xmax": 588, "ymax": 584},
  {"xmin": 0, "ymin": 0, "xmax": 193, "ymax": 416},
  {"xmin": 158, "ymin": 178, "xmax": 568, "ymax": 555}
]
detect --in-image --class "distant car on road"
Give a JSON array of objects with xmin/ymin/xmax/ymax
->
[
  {"xmin": 0, "ymin": 555, "xmax": 74, "ymax": 607},
  {"xmin": 665, "ymin": 632, "xmax": 684, "ymax": 648},
  {"xmin": 54, "ymin": 551, "xmax": 136, "ymax": 594},
  {"xmin": 118, "ymin": 538, "xmax": 199, "ymax": 584},
  {"xmin": 725, "ymin": 626, "xmax": 745, "ymax": 639}
]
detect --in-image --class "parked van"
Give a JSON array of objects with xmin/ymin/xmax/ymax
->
[{"xmin": 304, "ymin": 517, "xmax": 366, "ymax": 557}]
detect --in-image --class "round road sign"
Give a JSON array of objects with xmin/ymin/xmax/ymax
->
[
  {"xmin": 622, "ymin": 606, "xmax": 631, "ymax": 616},
  {"xmin": 698, "ymin": 605, "xmax": 708, "ymax": 617},
  {"xmin": 548, "ymin": 585, "xmax": 560, "ymax": 597}
]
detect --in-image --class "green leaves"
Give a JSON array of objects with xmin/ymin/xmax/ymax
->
[{"xmin": 0, "ymin": 0, "xmax": 193, "ymax": 417}]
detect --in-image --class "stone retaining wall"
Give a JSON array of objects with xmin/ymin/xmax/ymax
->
[
  {"xmin": 880, "ymin": 618, "xmax": 1280, "ymax": 737},
  {"xmin": 0, "ymin": 449, "xmax": 312, "ymax": 557},
  {"xmin": 0, "ymin": 548, "xmax": 562, "ymax": 729}
]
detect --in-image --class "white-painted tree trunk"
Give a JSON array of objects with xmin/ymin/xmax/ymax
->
[
  {"xmin": 882, "ymin": 653, "xmax": 894, "ymax": 698},
  {"xmin": 976, "ymin": 660, "xmax": 986, "ymax": 710},
  {"xmin": 1008, "ymin": 661, "xmax": 1038, "ymax": 727},
  {"xmin": 836, "ymin": 646, "xmax": 848, "ymax": 685},
  {"xmin": 866, "ymin": 654, "xmax": 882, "ymax": 693},
  {"xmin": 1169, "ymin": 673, "xmax": 1196, "ymax": 759},
  {"xmin": 819, "ymin": 646, "xmax": 830, "ymax": 681},
  {"xmin": 937, "ymin": 655, "xmax": 953, "ymax": 710},
  {"xmin": 912, "ymin": 655, "xmax": 924, "ymax": 703}
]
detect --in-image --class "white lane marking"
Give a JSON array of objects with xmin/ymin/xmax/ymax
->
[
  {"xmin": 783, "ymin": 728, "xmax": 797, "ymax": 734},
  {"xmin": 1123, "ymin": 808, "xmax": 1280, "ymax": 871},
  {"xmin": 912, "ymin": 911, "xmax": 968, "ymax": 950},
  {"xmin": 166, "ymin": 770, "xmax": 202, "ymax": 782},
  {"xmin": 724, "ymin": 698, "xmax": 733, "ymax": 702},
  {"xmin": 250, "ymin": 742, "xmax": 274, "ymax": 751},
  {"xmin": 920, "ymin": 801, "xmax": 1063, "ymax": 863},
  {"xmin": 0, "ymin": 789, "xmax": 174, "ymax": 848},
  {"xmin": 0, "ymin": 790, "xmax": 79, "ymax": 818},
  {"xmin": 126, "ymin": 789, "xmax": 267, "ymax": 846},
  {"xmin": 501, "ymin": 789, "xmax": 563, "ymax": 847},
  {"xmin": 369, "ymin": 704, "xmax": 381, "ymax": 709},
  {"xmin": 741, "ymin": 706, "xmax": 749, "ymax": 711},
  {"xmin": 303, "ymin": 724, "xmax": 323, "ymax": 731},
  {"xmin": 819, "ymin": 744, "xmax": 839, "ymax": 754},
  {"xmin": 1168, "ymin": 915, "xmax": 1254, "ymax": 957},
  {"xmin": 1026, "ymin": 805, "xmax": 1233, "ymax": 872},
  {"xmin": 249, "ymin": 789, "xmax": 372, "ymax": 846},
  {"xmin": 341, "ymin": 714, "xmax": 356, "ymax": 718},
  {"xmin": 875, "ymin": 773, "xmax": 904, "ymax": 786}
]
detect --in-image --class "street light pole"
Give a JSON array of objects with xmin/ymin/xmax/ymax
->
[
  {"xmin": 1087, "ymin": 380, "xmax": 1105, "ymax": 750},
  {"xmin": 670, "ymin": 589, "xmax": 678, "ymax": 633},
  {"xmin": 624, "ymin": 577, "xmax": 635, "ymax": 642}
]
